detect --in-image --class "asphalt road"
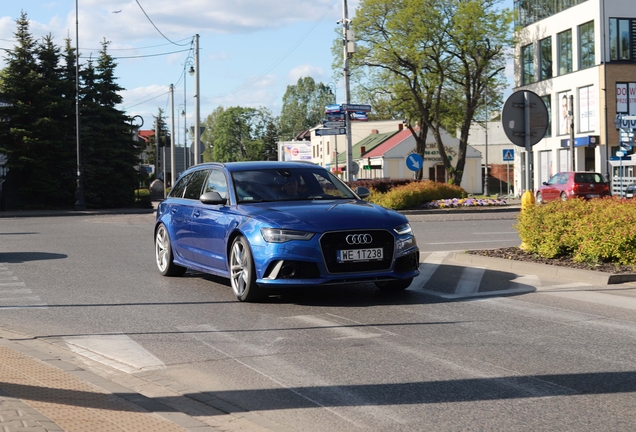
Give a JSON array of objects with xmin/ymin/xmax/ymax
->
[{"xmin": 1, "ymin": 213, "xmax": 635, "ymax": 431}]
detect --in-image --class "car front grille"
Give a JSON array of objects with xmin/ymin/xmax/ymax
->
[
  {"xmin": 394, "ymin": 251, "xmax": 420, "ymax": 273},
  {"xmin": 320, "ymin": 230, "xmax": 395, "ymax": 274}
]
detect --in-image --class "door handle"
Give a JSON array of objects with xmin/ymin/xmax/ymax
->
[{"xmin": 193, "ymin": 210, "xmax": 200, "ymax": 217}]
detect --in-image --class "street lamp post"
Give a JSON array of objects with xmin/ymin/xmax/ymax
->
[
  {"xmin": 74, "ymin": 0, "xmax": 85, "ymax": 210},
  {"xmin": 327, "ymin": 82, "xmax": 337, "ymax": 103},
  {"xmin": 484, "ymin": 80, "xmax": 489, "ymax": 197},
  {"xmin": 187, "ymin": 35, "xmax": 201, "ymax": 166}
]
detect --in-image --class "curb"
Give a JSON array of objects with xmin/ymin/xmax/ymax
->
[
  {"xmin": 452, "ymin": 252, "xmax": 636, "ymax": 285},
  {"xmin": 0, "ymin": 207, "xmax": 156, "ymax": 218}
]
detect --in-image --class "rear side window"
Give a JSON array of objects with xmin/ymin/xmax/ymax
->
[
  {"xmin": 168, "ymin": 173, "xmax": 192, "ymax": 198},
  {"xmin": 183, "ymin": 169, "xmax": 209, "ymax": 200}
]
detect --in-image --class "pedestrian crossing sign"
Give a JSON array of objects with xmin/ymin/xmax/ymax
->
[{"xmin": 502, "ymin": 149, "xmax": 514, "ymax": 162}]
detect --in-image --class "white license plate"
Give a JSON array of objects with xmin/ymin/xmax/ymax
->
[
  {"xmin": 586, "ymin": 194, "xmax": 600, "ymax": 198},
  {"xmin": 338, "ymin": 248, "xmax": 383, "ymax": 262},
  {"xmin": 627, "ymin": 193, "xmax": 634, "ymax": 198}
]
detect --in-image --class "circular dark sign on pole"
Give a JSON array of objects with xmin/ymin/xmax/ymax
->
[{"xmin": 501, "ymin": 90, "xmax": 549, "ymax": 147}]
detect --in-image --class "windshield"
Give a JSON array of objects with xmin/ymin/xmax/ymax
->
[{"xmin": 232, "ymin": 168, "xmax": 357, "ymax": 203}]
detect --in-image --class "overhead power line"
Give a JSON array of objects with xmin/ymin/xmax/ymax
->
[{"xmin": 134, "ymin": 0, "xmax": 192, "ymax": 46}]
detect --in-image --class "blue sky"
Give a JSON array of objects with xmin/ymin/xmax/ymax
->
[{"xmin": 0, "ymin": 0, "xmax": 514, "ymax": 140}]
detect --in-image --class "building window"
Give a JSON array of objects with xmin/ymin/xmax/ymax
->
[
  {"xmin": 515, "ymin": 0, "xmax": 589, "ymax": 28},
  {"xmin": 558, "ymin": 30, "xmax": 572, "ymax": 75},
  {"xmin": 578, "ymin": 85, "xmax": 595, "ymax": 133},
  {"xmin": 539, "ymin": 37, "xmax": 552, "ymax": 80},
  {"xmin": 558, "ymin": 90, "xmax": 571, "ymax": 136},
  {"xmin": 542, "ymin": 95, "xmax": 552, "ymax": 137},
  {"xmin": 579, "ymin": 21, "xmax": 595, "ymax": 69},
  {"xmin": 609, "ymin": 18, "xmax": 632, "ymax": 61},
  {"xmin": 522, "ymin": 44, "xmax": 534, "ymax": 85}
]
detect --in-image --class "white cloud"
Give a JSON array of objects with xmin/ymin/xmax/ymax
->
[{"xmin": 287, "ymin": 64, "xmax": 325, "ymax": 83}]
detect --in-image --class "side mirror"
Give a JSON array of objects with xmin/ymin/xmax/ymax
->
[
  {"xmin": 355, "ymin": 186, "xmax": 370, "ymax": 199},
  {"xmin": 200, "ymin": 191, "xmax": 227, "ymax": 205}
]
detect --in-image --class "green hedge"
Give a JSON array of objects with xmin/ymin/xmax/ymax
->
[
  {"xmin": 363, "ymin": 180, "xmax": 468, "ymax": 210},
  {"xmin": 516, "ymin": 197, "xmax": 636, "ymax": 265}
]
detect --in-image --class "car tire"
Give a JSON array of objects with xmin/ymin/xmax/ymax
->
[
  {"xmin": 536, "ymin": 192, "xmax": 544, "ymax": 204},
  {"xmin": 155, "ymin": 224, "xmax": 186, "ymax": 277},
  {"xmin": 230, "ymin": 235, "xmax": 263, "ymax": 302},
  {"xmin": 375, "ymin": 278, "xmax": 413, "ymax": 291},
  {"xmin": 560, "ymin": 192, "xmax": 568, "ymax": 201}
]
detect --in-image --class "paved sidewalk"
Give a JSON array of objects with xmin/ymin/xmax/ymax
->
[{"xmin": 0, "ymin": 332, "xmax": 219, "ymax": 432}]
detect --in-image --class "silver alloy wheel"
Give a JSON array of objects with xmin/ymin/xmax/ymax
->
[
  {"xmin": 230, "ymin": 239, "xmax": 249, "ymax": 297},
  {"xmin": 156, "ymin": 225, "xmax": 170, "ymax": 273}
]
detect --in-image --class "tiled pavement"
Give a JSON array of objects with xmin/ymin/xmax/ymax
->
[{"xmin": 0, "ymin": 338, "xmax": 198, "ymax": 432}]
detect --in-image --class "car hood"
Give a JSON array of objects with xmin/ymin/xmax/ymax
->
[{"xmin": 238, "ymin": 199, "xmax": 407, "ymax": 232}]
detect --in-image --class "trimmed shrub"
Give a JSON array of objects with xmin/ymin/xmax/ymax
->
[
  {"xmin": 348, "ymin": 178, "xmax": 413, "ymax": 194},
  {"xmin": 365, "ymin": 180, "xmax": 467, "ymax": 210},
  {"xmin": 515, "ymin": 197, "xmax": 636, "ymax": 266}
]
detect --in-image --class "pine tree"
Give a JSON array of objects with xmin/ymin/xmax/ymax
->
[
  {"xmin": 0, "ymin": 12, "xmax": 42, "ymax": 208},
  {"xmin": 262, "ymin": 121, "xmax": 279, "ymax": 161},
  {"xmin": 80, "ymin": 39, "xmax": 139, "ymax": 208},
  {"xmin": 34, "ymin": 34, "xmax": 76, "ymax": 206}
]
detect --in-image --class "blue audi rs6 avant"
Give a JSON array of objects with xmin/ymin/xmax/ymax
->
[{"xmin": 154, "ymin": 161, "xmax": 420, "ymax": 301}]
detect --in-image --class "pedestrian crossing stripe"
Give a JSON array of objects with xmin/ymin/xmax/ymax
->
[{"xmin": 503, "ymin": 149, "xmax": 514, "ymax": 161}]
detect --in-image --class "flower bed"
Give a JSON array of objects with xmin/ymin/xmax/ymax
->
[{"xmin": 421, "ymin": 198, "xmax": 508, "ymax": 209}]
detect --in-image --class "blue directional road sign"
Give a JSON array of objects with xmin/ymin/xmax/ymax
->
[
  {"xmin": 502, "ymin": 149, "xmax": 514, "ymax": 162},
  {"xmin": 406, "ymin": 153, "xmax": 423, "ymax": 171}
]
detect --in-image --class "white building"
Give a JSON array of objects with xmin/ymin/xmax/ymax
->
[{"xmin": 513, "ymin": 0, "xmax": 636, "ymax": 195}]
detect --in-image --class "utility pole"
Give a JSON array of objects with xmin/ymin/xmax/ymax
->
[
  {"xmin": 193, "ymin": 34, "xmax": 201, "ymax": 165},
  {"xmin": 74, "ymin": 0, "xmax": 85, "ymax": 210},
  {"xmin": 342, "ymin": 0, "xmax": 352, "ymax": 181},
  {"xmin": 484, "ymin": 81, "xmax": 489, "ymax": 196},
  {"xmin": 170, "ymin": 84, "xmax": 176, "ymax": 187},
  {"xmin": 155, "ymin": 115, "xmax": 160, "ymax": 183},
  {"xmin": 569, "ymin": 94, "xmax": 575, "ymax": 171}
]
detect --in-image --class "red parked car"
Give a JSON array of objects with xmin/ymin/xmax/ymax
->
[{"xmin": 536, "ymin": 172, "xmax": 610, "ymax": 203}]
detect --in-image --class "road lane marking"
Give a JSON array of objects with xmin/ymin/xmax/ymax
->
[
  {"xmin": 455, "ymin": 267, "xmax": 485, "ymax": 296},
  {"xmin": 415, "ymin": 251, "xmax": 449, "ymax": 287},
  {"xmin": 65, "ymin": 335, "xmax": 165, "ymax": 373},
  {"xmin": 293, "ymin": 315, "xmax": 383, "ymax": 340},
  {"xmin": 544, "ymin": 290, "xmax": 636, "ymax": 311}
]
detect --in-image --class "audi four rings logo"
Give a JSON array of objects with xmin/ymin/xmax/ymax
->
[{"xmin": 346, "ymin": 234, "xmax": 373, "ymax": 245}]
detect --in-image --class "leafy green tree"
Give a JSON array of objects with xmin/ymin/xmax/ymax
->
[
  {"xmin": 211, "ymin": 106, "xmax": 273, "ymax": 162},
  {"xmin": 201, "ymin": 106, "xmax": 225, "ymax": 162},
  {"xmin": 278, "ymin": 77, "xmax": 334, "ymax": 140},
  {"xmin": 345, "ymin": 0, "xmax": 513, "ymax": 184}
]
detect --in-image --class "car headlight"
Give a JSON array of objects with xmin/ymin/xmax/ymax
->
[
  {"xmin": 261, "ymin": 228, "xmax": 315, "ymax": 243},
  {"xmin": 393, "ymin": 223, "xmax": 412, "ymax": 235}
]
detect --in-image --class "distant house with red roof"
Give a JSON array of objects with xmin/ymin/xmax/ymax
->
[{"xmin": 308, "ymin": 120, "xmax": 482, "ymax": 194}]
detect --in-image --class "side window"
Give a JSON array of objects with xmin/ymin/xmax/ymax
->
[
  {"xmin": 203, "ymin": 169, "xmax": 228, "ymax": 199},
  {"xmin": 183, "ymin": 169, "xmax": 209, "ymax": 200},
  {"xmin": 168, "ymin": 173, "xmax": 192, "ymax": 198}
]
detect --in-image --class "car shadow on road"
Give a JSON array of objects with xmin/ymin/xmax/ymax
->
[
  {"xmin": 181, "ymin": 261, "xmax": 538, "ymax": 307},
  {"xmin": 0, "ymin": 252, "xmax": 67, "ymax": 263}
]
